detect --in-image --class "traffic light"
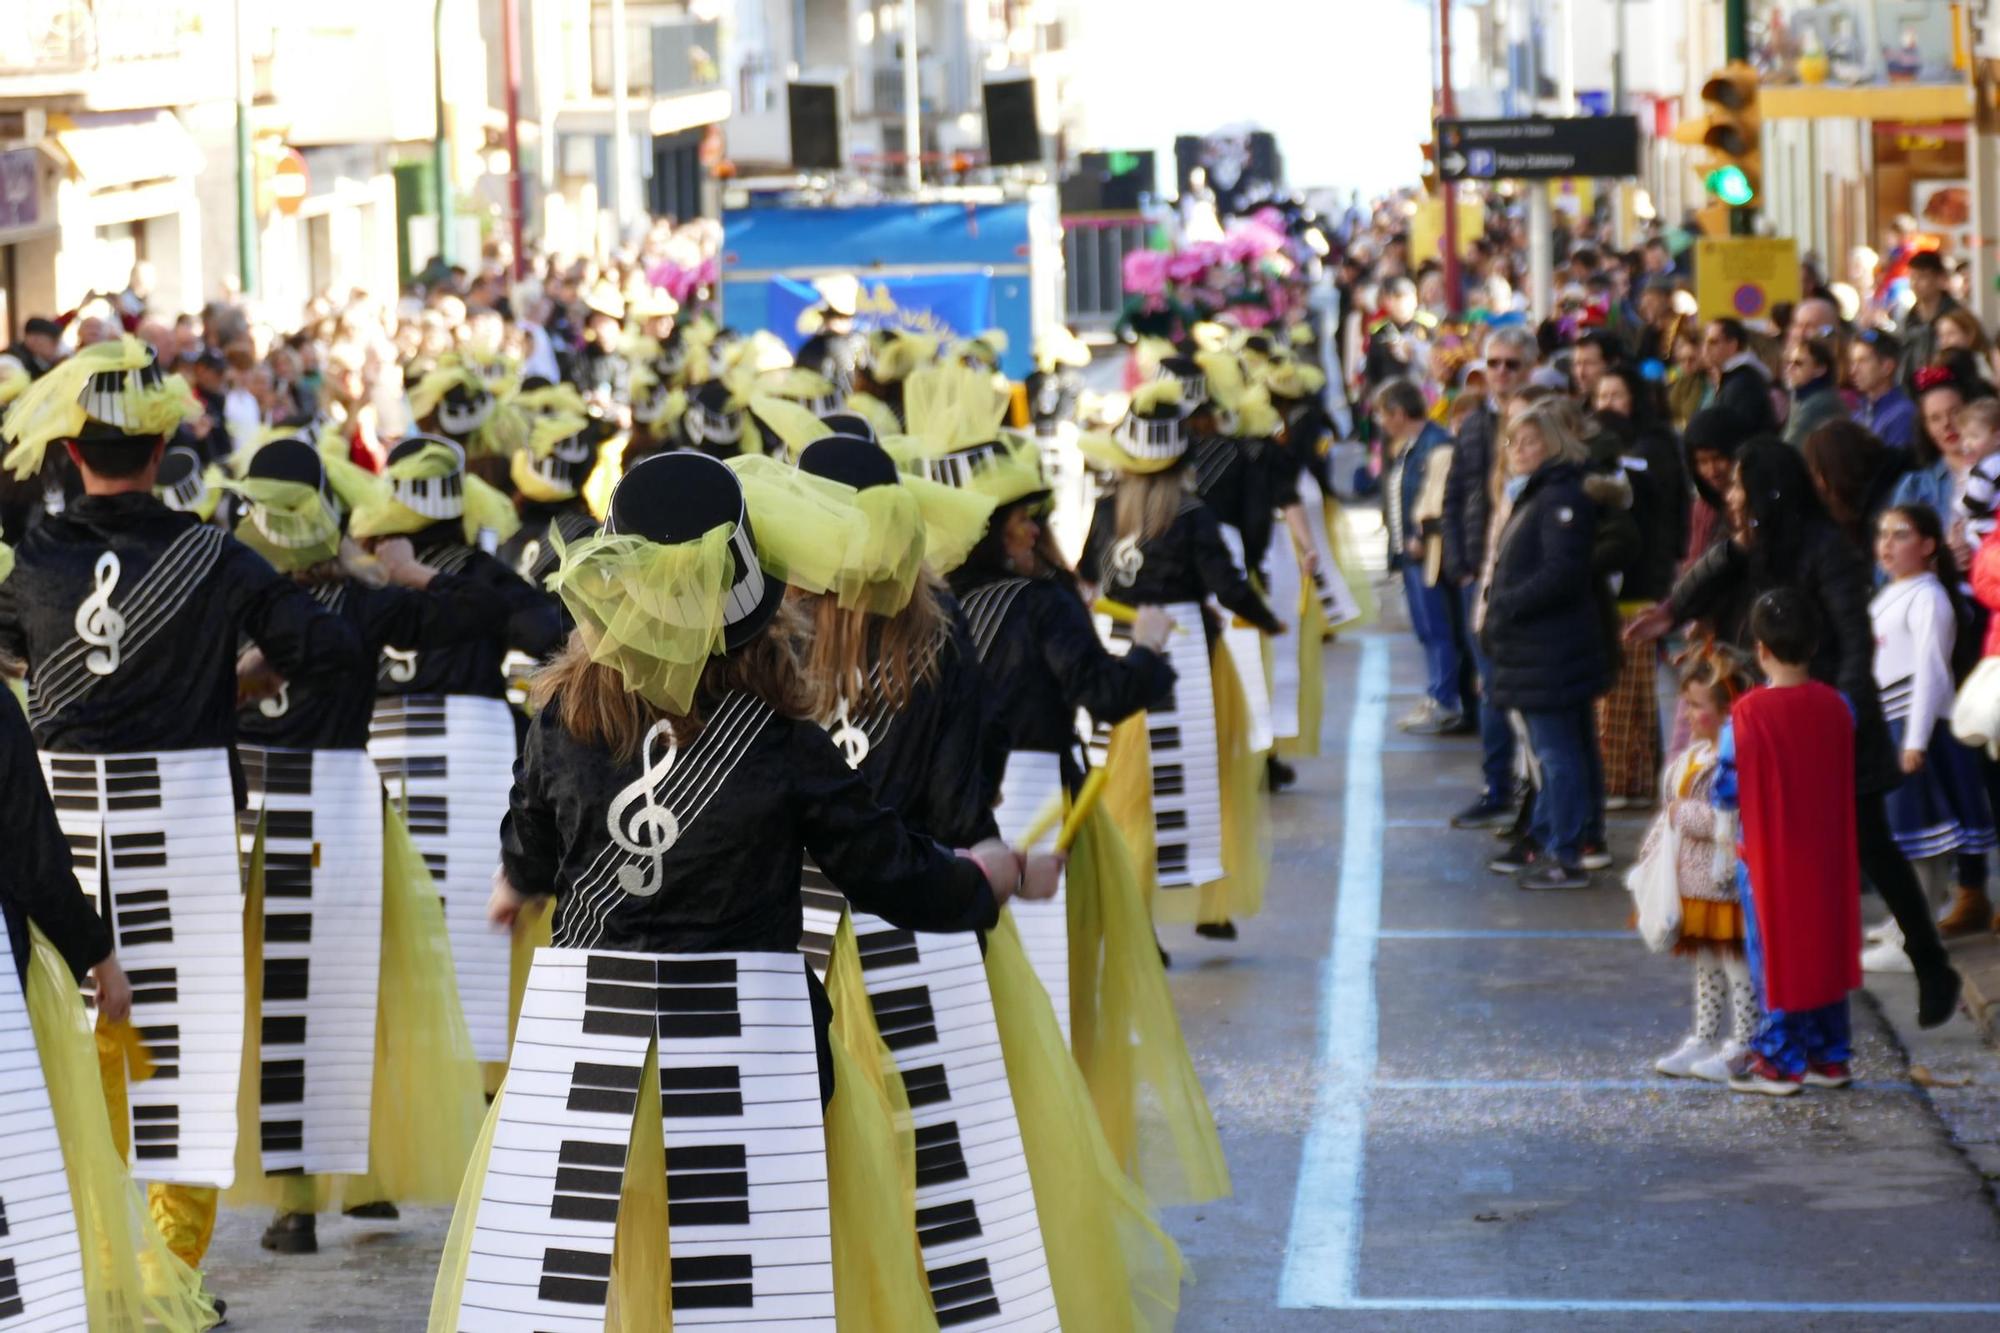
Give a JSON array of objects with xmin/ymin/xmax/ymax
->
[{"xmin": 1697, "ymin": 62, "xmax": 1760, "ymax": 208}]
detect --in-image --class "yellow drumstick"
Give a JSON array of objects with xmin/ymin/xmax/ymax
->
[
  {"xmin": 1014, "ymin": 790, "xmax": 1067, "ymax": 855},
  {"xmin": 1055, "ymin": 768, "xmax": 1109, "ymax": 854},
  {"xmin": 97, "ymin": 1015, "xmax": 156, "ymax": 1082},
  {"xmin": 1093, "ymin": 597, "xmax": 1185, "ymax": 633}
]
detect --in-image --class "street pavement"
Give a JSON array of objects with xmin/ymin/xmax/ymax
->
[{"xmin": 200, "ymin": 619, "xmax": 2000, "ymax": 1329}]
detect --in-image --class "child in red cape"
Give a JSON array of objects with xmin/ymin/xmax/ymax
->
[{"xmin": 1717, "ymin": 588, "xmax": 1864, "ymax": 1095}]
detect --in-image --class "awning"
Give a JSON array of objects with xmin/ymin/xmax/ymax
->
[{"xmin": 48, "ymin": 110, "xmax": 205, "ymax": 190}]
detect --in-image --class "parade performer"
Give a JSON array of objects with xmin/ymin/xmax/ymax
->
[
  {"xmin": 847, "ymin": 331, "xmax": 938, "ymax": 439},
  {"xmin": 348, "ymin": 436, "xmax": 561, "ymax": 1071},
  {"xmin": 498, "ymin": 409, "xmax": 605, "ymax": 587},
  {"xmin": 791, "ymin": 275, "xmax": 864, "ymax": 395},
  {"xmin": 0, "ymin": 336, "xmax": 362, "ymax": 1276},
  {"xmin": 0, "ymin": 695, "xmax": 218, "ymax": 1331},
  {"xmin": 407, "ymin": 352, "xmax": 529, "ymax": 475},
  {"xmin": 429, "ymin": 450, "xmax": 1030, "ymax": 1332},
  {"xmin": 1079, "ymin": 379, "xmax": 1282, "ymax": 939},
  {"xmin": 221, "ymin": 439, "xmax": 497, "ymax": 1255},
  {"xmin": 1720, "ymin": 590, "xmax": 1864, "ymax": 1096},
  {"xmin": 946, "ymin": 432, "xmax": 1233, "ymax": 1208}
]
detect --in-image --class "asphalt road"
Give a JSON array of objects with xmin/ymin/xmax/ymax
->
[{"xmin": 201, "ymin": 624, "xmax": 2000, "ymax": 1329}]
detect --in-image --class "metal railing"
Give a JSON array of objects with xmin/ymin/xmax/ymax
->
[
  {"xmin": 1063, "ymin": 214, "xmax": 1150, "ymax": 333},
  {"xmin": 650, "ymin": 18, "xmax": 721, "ymax": 96}
]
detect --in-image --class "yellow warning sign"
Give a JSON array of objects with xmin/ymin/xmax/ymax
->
[
  {"xmin": 1695, "ymin": 237, "xmax": 1801, "ymax": 324},
  {"xmin": 1410, "ymin": 196, "xmax": 1486, "ymax": 265}
]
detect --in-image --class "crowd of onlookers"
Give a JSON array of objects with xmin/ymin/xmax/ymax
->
[{"xmin": 1349, "ymin": 200, "xmax": 2000, "ymax": 1088}]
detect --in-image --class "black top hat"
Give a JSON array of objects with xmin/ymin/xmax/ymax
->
[
  {"xmin": 682, "ymin": 379, "xmax": 746, "ymax": 455},
  {"xmin": 433, "ymin": 379, "xmax": 496, "ymax": 438},
  {"xmin": 528, "ymin": 423, "xmax": 600, "ymax": 494},
  {"xmin": 1157, "ymin": 355, "xmax": 1209, "ymax": 409},
  {"xmin": 797, "ymin": 434, "xmax": 897, "ymax": 491},
  {"xmin": 246, "ymin": 437, "xmax": 328, "ymax": 492},
  {"xmin": 156, "ymin": 445, "xmax": 208, "ymax": 512},
  {"xmin": 606, "ymin": 452, "xmax": 783, "ymax": 648},
  {"xmin": 816, "ymin": 410, "xmax": 877, "ymax": 441},
  {"xmin": 386, "ymin": 434, "xmax": 467, "ymax": 520}
]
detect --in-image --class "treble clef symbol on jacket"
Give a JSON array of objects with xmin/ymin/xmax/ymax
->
[
  {"xmin": 607, "ymin": 720, "xmax": 681, "ymax": 897},
  {"xmin": 1107, "ymin": 535, "xmax": 1145, "ymax": 588},
  {"xmin": 514, "ymin": 539, "xmax": 542, "ymax": 581},
  {"xmin": 76, "ymin": 551, "xmax": 125, "ymax": 676},
  {"xmin": 829, "ymin": 698, "xmax": 870, "ymax": 769}
]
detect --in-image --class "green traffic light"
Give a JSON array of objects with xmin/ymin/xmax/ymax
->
[{"xmin": 1707, "ymin": 165, "xmax": 1755, "ymax": 206}]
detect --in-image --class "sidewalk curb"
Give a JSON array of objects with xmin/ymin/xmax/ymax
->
[{"xmin": 1944, "ymin": 932, "xmax": 2000, "ymax": 1046}]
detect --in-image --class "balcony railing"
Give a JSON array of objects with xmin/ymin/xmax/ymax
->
[
  {"xmin": 1, "ymin": 0, "xmax": 189, "ymax": 78},
  {"xmin": 591, "ymin": 7, "xmax": 722, "ymax": 99}
]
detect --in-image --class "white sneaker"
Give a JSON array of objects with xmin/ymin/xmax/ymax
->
[
  {"xmin": 1865, "ymin": 915, "xmax": 1896, "ymax": 944},
  {"xmin": 1605, "ymin": 795, "xmax": 1632, "ymax": 812},
  {"xmin": 1396, "ymin": 701, "xmax": 1439, "ymax": 732},
  {"xmin": 1860, "ymin": 934, "xmax": 1915, "ymax": 974},
  {"xmin": 1654, "ymin": 1034, "xmax": 1715, "ymax": 1078},
  {"xmin": 1690, "ymin": 1039, "xmax": 1745, "ymax": 1083}
]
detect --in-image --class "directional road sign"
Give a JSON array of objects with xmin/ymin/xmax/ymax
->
[{"xmin": 1435, "ymin": 116, "xmax": 1641, "ymax": 182}]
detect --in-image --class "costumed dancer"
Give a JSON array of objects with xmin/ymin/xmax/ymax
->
[
  {"xmin": 942, "ymin": 424, "xmax": 1232, "ymax": 1209},
  {"xmin": 428, "ymin": 450, "xmax": 1030, "ymax": 1332},
  {"xmin": 615, "ymin": 335, "xmax": 689, "ymax": 478},
  {"xmin": 1078, "ymin": 379, "xmax": 1284, "ymax": 941},
  {"xmin": 0, "ymin": 693, "xmax": 217, "ymax": 1331},
  {"xmin": 794, "ymin": 431, "xmax": 1183, "ymax": 1330},
  {"xmin": 1264, "ymin": 357, "xmax": 1372, "ymax": 655},
  {"xmin": 1632, "ymin": 650, "xmax": 1760, "ymax": 1084},
  {"xmin": 498, "ymin": 409, "xmax": 606, "ymax": 588},
  {"xmin": 1025, "ymin": 327, "xmax": 1093, "ymax": 562},
  {"xmin": 792, "ymin": 275, "xmax": 864, "ymax": 396},
  {"xmin": 221, "ymin": 440, "xmax": 494, "ymax": 1255},
  {"xmin": 407, "ymin": 352, "xmax": 530, "ymax": 486},
  {"xmin": 348, "ymin": 437, "xmax": 562, "ymax": 1073},
  {"xmin": 1868, "ymin": 503, "xmax": 1997, "ymax": 966},
  {"xmin": 0, "ymin": 336, "xmax": 363, "ymax": 1288},
  {"xmin": 847, "ymin": 331, "xmax": 939, "ymax": 439},
  {"xmin": 1719, "ymin": 590, "xmax": 1864, "ymax": 1096}
]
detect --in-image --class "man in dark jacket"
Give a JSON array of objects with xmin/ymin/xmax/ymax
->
[
  {"xmin": 1445, "ymin": 325, "xmax": 1534, "ymax": 823},
  {"xmin": 1701, "ymin": 318, "xmax": 1777, "ymax": 433},
  {"xmin": 1897, "ymin": 251, "xmax": 1959, "ymax": 389}
]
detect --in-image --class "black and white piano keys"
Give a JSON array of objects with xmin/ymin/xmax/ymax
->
[
  {"xmin": 799, "ymin": 886, "xmax": 1060, "ymax": 1332},
  {"xmin": 1261, "ymin": 532, "xmax": 1304, "ymax": 741},
  {"xmin": 990, "ymin": 753, "xmax": 1071, "ymax": 1043},
  {"xmin": 1088, "ymin": 602, "xmax": 1226, "ymax": 896},
  {"xmin": 1213, "ymin": 526, "xmax": 1276, "ymax": 755},
  {"xmin": 366, "ymin": 692, "xmax": 517, "ymax": 1062},
  {"xmin": 458, "ymin": 949, "xmax": 836, "ymax": 1331},
  {"xmin": 37, "ymin": 749, "xmax": 244, "ymax": 1187},
  {"xmin": 238, "ymin": 746, "xmax": 383, "ymax": 1177},
  {"xmin": 1294, "ymin": 474, "xmax": 1362, "ymax": 629},
  {"xmin": 0, "ymin": 915, "xmax": 89, "ymax": 1331}
]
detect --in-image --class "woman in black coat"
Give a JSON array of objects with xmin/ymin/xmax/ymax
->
[
  {"xmin": 1628, "ymin": 439, "xmax": 1961, "ymax": 1027},
  {"xmin": 1480, "ymin": 397, "xmax": 1611, "ymax": 888}
]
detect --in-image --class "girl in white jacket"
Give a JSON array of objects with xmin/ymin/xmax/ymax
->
[{"xmin": 1868, "ymin": 503, "xmax": 1997, "ymax": 970}]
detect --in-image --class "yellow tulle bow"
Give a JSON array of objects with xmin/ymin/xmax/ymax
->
[
  {"xmin": 728, "ymin": 453, "xmax": 869, "ymax": 598},
  {"xmin": 546, "ymin": 521, "xmax": 737, "ymax": 713},
  {"xmin": 217, "ymin": 475, "xmax": 343, "ymax": 569},
  {"xmin": 1, "ymin": 335, "xmax": 200, "ymax": 479}
]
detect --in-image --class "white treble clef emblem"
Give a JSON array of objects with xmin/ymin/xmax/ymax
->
[
  {"xmin": 515, "ymin": 539, "xmax": 542, "ymax": 579},
  {"xmin": 258, "ymin": 681, "xmax": 291, "ymax": 718},
  {"xmin": 607, "ymin": 720, "xmax": 681, "ymax": 897},
  {"xmin": 1107, "ymin": 535, "xmax": 1145, "ymax": 588},
  {"xmin": 76, "ymin": 551, "xmax": 125, "ymax": 676},
  {"xmin": 829, "ymin": 699, "xmax": 869, "ymax": 769},
  {"xmin": 381, "ymin": 647, "xmax": 419, "ymax": 683}
]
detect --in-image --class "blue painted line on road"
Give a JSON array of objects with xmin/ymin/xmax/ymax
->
[
  {"xmin": 1277, "ymin": 634, "xmax": 1387, "ymax": 1308},
  {"xmin": 1376, "ymin": 928, "xmax": 1633, "ymax": 940},
  {"xmin": 1328, "ymin": 1297, "xmax": 2000, "ymax": 1315},
  {"xmin": 1374, "ymin": 1078, "xmax": 1917, "ymax": 1094}
]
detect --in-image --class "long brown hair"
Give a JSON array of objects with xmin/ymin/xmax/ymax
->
[
  {"xmin": 529, "ymin": 601, "xmax": 815, "ymax": 763},
  {"xmin": 1113, "ymin": 468, "xmax": 1189, "ymax": 546},
  {"xmin": 797, "ymin": 570, "xmax": 949, "ymax": 721}
]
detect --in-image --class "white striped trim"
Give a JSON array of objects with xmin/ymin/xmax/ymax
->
[{"xmin": 959, "ymin": 577, "xmax": 1031, "ymax": 662}]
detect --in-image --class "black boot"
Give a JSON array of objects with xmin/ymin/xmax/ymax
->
[
  {"xmin": 1918, "ymin": 964, "xmax": 1964, "ymax": 1029},
  {"xmin": 260, "ymin": 1211, "xmax": 317, "ymax": 1255},
  {"xmin": 343, "ymin": 1200, "xmax": 400, "ymax": 1220},
  {"xmin": 1267, "ymin": 756, "xmax": 1297, "ymax": 792},
  {"xmin": 1194, "ymin": 919, "xmax": 1239, "ymax": 941}
]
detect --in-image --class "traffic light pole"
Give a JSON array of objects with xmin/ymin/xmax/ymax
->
[
  {"xmin": 1725, "ymin": 0, "xmax": 1754, "ymax": 235},
  {"xmin": 1439, "ymin": 0, "xmax": 1463, "ymax": 316}
]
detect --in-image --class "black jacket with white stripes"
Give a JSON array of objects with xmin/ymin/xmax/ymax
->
[{"xmin": 374, "ymin": 518, "xmax": 564, "ymax": 700}]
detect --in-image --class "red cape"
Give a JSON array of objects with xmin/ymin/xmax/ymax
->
[{"xmin": 1732, "ymin": 682, "xmax": 1862, "ymax": 1010}]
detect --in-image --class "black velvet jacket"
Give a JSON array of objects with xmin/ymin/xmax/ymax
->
[
  {"xmin": 0, "ymin": 697, "xmax": 110, "ymax": 982},
  {"xmin": 950, "ymin": 568, "xmax": 1176, "ymax": 785},
  {"xmin": 502, "ymin": 690, "xmax": 998, "ymax": 955},
  {"xmin": 238, "ymin": 573, "xmax": 509, "ymax": 751},
  {"xmin": 377, "ymin": 519, "xmax": 563, "ymax": 699},
  {"xmin": 497, "ymin": 502, "xmax": 600, "ymax": 589},
  {"xmin": 1078, "ymin": 494, "xmax": 1282, "ymax": 638},
  {"xmin": 0, "ymin": 493, "xmax": 361, "ymax": 752}
]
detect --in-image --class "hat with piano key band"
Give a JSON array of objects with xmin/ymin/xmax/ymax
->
[
  {"xmin": 1, "ymin": 336, "xmax": 201, "ymax": 480},
  {"xmin": 798, "ymin": 433, "xmax": 996, "ymax": 593},
  {"xmin": 349, "ymin": 435, "xmax": 520, "ymax": 543},
  {"xmin": 155, "ymin": 445, "xmax": 218, "ymax": 520},
  {"xmin": 549, "ymin": 451, "xmax": 868, "ymax": 711},
  {"xmin": 219, "ymin": 438, "xmax": 343, "ymax": 570},
  {"xmin": 1078, "ymin": 377, "xmax": 1193, "ymax": 474}
]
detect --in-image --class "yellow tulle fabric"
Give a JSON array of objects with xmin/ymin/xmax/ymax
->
[
  {"xmin": 836, "ymin": 484, "xmax": 927, "ymax": 615},
  {"xmin": 228, "ymin": 799, "xmax": 486, "ymax": 1212},
  {"xmin": 466, "ymin": 470, "xmax": 523, "ymax": 542},
  {"xmin": 582, "ymin": 432, "xmax": 630, "ymax": 521},
  {"xmin": 729, "ymin": 453, "xmax": 870, "ymax": 596},
  {"xmin": 824, "ymin": 917, "xmax": 938, "ymax": 1333},
  {"xmin": 985, "ymin": 913, "xmax": 1183, "ymax": 1332},
  {"xmin": 24, "ymin": 928, "xmax": 218, "ymax": 1332},
  {"xmin": 349, "ymin": 445, "xmax": 521, "ymax": 544},
  {"xmin": 426, "ymin": 1076, "xmax": 504, "ymax": 1332},
  {"xmin": 517, "ymin": 382, "xmax": 590, "ymax": 418},
  {"xmin": 547, "ymin": 521, "xmax": 738, "ymax": 713},
  {"xmin": 1102, "ymin": 712, "xmax": 1158, "ymax": 903},
  {"xmin": 0, "ymin": 539, "xmax": 14, "ymax": 583},
  {"xmin": 1321, "ymin": 498, "xmax": 1375, "ymax": 628},
  {"xmin": 751, "ymin": 394, "xmax": 833, "ymax": 459},
  {"xmin": 507, "ymin": 895, "xmax": 556, "ymax": 1049},
  {"xmin": 845, "ymin": 393, "xmax": 904, "ymax": 442},
  {"xmin": 218, "ymin": 476, "xmax": 342, "ymax": 570},
  {"xmin": 904, "ymin": 474, "xmax": 996, "ymax": 575},
  {"xmin": 2, "ymin": 335, "xmax": 201, "ymax": 478},
  {"xmin": 511, "ymin": 445, "xmax": 575, "ymax": 504},
  {"xmin": 1276, "ymin": 564, "xmax": 1327, "ymax": 759},
  {"xmin": 1189, "ymin": 643, "xmax": 1267, "ymax": 926},
  {"xmin": 868, "ymin": 332, "xmax": 940, "ymax": 385},
  {"xmin": 902, "ymin": 362, "xmax": 1012, "ymax": 452},
  {"xmin": 884, "ymin": 429, "xmax": 1048, "ymax": 512},
  {"xmin": 1066, "ymin": 805, "xmax": 1231, "ymax": 1206}
]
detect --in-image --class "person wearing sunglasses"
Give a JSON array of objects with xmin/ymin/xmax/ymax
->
[{"xmin": 1783, "ymin": 337, "xmax": 1846, "ymax": 448}]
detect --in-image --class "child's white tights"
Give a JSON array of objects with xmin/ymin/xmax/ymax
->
[{"xmin": 1692, "ymin": 950, "xmax": 1756, "ymax": 1046}]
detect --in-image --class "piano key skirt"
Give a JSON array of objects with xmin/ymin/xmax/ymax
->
[
  {"xmin": 227, "ymin": 783, "xmax": 486, "ymax": 1211},
  {"xmin": 995, "ymin": 751, "xmax": 1228, "ymax": 1208},
  {"xmin": 7, "ymin": 920, "xmax": 215, "ymax": 1332}
]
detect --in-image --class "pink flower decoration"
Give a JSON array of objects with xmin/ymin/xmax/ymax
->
[{"xmin": 1123, "ymin": 248, "xmax": 1169, "ymax": 296}]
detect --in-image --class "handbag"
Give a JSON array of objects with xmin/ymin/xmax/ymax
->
[{"xmin": 1626, "ymin": 809, "xmax": 1684, "ymax": 955}]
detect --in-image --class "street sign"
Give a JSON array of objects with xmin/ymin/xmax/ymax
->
[
  {"xmin": 1435, "ymin": 116, "xmax": 1641, "ymax": 182},
  {"xmin": 1694, "ymin": 236, "xmax": 1800, "ymax": 322}
]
